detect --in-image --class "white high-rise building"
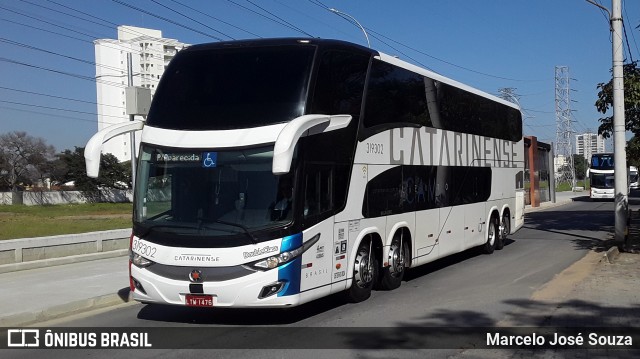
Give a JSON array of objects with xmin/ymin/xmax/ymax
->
[
  {"xmin": 94, "ymin": 26, "xmax": 188, "ymax": 162},
  {"xmin": 575, "ymin": 132, "xmax": 606, "ymax": 160}
]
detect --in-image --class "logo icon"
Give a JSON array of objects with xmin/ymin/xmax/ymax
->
[
  {"xmin": 202, "ymin": 152, "xmax": 218, "ymax": 168},
  {"xmin": 189, "ymin": 269, "xmax": 204, "ymax": 283},
  {"xmin": 7, "ymin": 329, "xmax": 40, "ymax": 347}
]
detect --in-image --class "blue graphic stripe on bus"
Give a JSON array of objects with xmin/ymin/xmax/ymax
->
[
  {"xmin": 202, "ymin": 152, "xmax": 217, "ymax": 168},
  {"xmin": 278, "ymin": 233, "xmax": 302, "ymax": 296},
  {"xmin": 280, "ymin": 233, "xmax": 302, "ymax": 251}
]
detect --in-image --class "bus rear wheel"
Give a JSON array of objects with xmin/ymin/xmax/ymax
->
[
  {"xmin": 497, "ymin": 214, "xmax": 510, "ymax": 250},
  {"xmin": 378, "ymin": 234, "xmax": 409, "ymax": 290},
  {"xmin": 347, "ymin": 239, "xmax": 378, "ymax": 303},
  {"xmin": 482, "ymin": 216, "xmax": 499, "ymax": 254}
]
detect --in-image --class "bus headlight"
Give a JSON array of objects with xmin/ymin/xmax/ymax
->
[
  {"xmin": 130, "ymin": 251, "xmax": 155, "ymax": 268},
  {"xmin": 248, "ymin": 234, "xmax": 320, "ymax": 270}
]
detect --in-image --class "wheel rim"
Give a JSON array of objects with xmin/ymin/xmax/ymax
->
[
  {"xmin": 354, "ymin": 247, "xmax": 374, "ymax": 288},
  {"xmin": 388, "ymin": 241, "xmax": 405, "ymax": 277},
  {"xmin": 500, "ymin": 216, "xmax": 509, "ymax": 239},
  {"xmin": 488, "ymin": 221, "xmax": 496, "ymax": 245}
]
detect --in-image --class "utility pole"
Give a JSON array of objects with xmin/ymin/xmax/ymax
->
[
  {"xmin": 586, "ymin": 0, "xmax": 628, "ymax": 244},
  {"xmin": 611, "ymin": 0, "xmax": 628, "ymax": 244}
]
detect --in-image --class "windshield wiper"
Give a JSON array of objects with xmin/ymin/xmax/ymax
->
[{"xmin": 200, "ymin": 219, "xmax": 258, "ymax": 245}]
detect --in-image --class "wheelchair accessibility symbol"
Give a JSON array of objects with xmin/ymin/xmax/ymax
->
[{"xmin": 202, "ymin": 152, "xmax": 218, "ymax": 168}]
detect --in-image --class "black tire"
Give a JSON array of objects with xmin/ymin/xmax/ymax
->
[
  {"xmin": 378, "ymin": 234, "xmax": 409, "ymax": 290},
  {"xmin": 347, "ymin": 239, "xmax": 378, "ymax": 303},
  {"xmin": 496, "ymin": 214, "xmax": 510, "ymax": 250},
  {"xmin": 482, "ymin": 216, "xmax": 499, "ymax": 254}
]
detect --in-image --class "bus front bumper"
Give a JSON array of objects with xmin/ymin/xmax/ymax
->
[{"xmin": 129, "ymin": 264, "xmax": 302, "ymax": 308}]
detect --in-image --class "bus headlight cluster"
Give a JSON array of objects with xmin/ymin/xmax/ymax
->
[
  {"xmin": 248, "ymin": 234, "xmax": 320, "ymax": 270},
  {"xmin": 130, "ymin": 251, "xmax": 155, "ymax": 268}
]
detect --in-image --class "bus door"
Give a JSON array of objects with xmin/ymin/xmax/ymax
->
[{"xmin": 300, "ymin": 164, "xmax": 340, "ymax": 294}]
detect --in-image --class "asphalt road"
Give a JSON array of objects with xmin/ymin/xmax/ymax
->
[{"xmin": 3, "ymin": 198, "xmax": 623, "ymax": 359}]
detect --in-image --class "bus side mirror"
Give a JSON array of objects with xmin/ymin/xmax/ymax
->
[
  {"xmin": 85, "ymin": 120, "xmax": 145, "ymax": 178},
  {"xmin": 272, "ymin": 114, "xmax": 351, "ymax": 175}
]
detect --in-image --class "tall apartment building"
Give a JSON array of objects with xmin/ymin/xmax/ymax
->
[
  {"xmin": 575, "ymin": 132, "xmax": 606, "ymax": 160},
  {"xmin": 94, "ymin": 26, "xmax": 187, "ymax": 162}
]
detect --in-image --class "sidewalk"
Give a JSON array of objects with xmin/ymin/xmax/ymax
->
[
  {"xmin": 0, "ymin": 255, "xmax": 131, "ymax": 326},
  {"xmin": 0, "ymin": 190, "xmax": 636, "ymax": 328}
]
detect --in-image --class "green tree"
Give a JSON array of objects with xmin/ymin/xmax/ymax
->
[
  {"xmin": 595, "ymin": 61, "xmax": 640, "ymax": 164},
  {"xmin": 58, "ymin": 147, "xmax": 131, "ymax": 202},
  {"xmin": 596, "ymin": 62, "xmax": 640, "ymax": 136},
  {"xmin": 627, "ymin": 136, "xmax": 640, "ymax": 168},
  {"xmin": 572, "ymin": 154, "xmax": 587, "ymax": 180}
]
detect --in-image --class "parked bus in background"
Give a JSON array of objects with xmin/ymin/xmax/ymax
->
[
  {"xmin": 85, "ymin": 38, "xmax": 525, "ymax": 308},
  {"xmin": 630, "ymin": 166, "xmax": 638, "ymax": 190},
  {"xmin": 588, "ymin": 153, "xmax": 615, "ymax": 199}
]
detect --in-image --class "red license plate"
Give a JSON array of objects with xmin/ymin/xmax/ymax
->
[{"xmin": 185, "ymin": 294, "xmax": 214, "ymax": 307}]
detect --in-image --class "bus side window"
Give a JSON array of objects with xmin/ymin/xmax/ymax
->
[{"xmin": 303, "ymin": 166, "xmax": 333, "ymax": 220}]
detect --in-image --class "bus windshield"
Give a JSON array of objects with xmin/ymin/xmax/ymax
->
[
  {"xmin": 134, "ymin": 144, "xmax": 295, "ymax": 242},
  {"xmin": 590, "ymin": 172, "xmax": 615, "ymax": 189},
  {"xmin": 146, "ymin": 45, "xmax": 315, "ymax": 130}
]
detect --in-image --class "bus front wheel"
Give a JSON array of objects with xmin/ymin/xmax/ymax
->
[{"xmin": 347, "ymin": 239, "xmax": 378, "ymax": 303}]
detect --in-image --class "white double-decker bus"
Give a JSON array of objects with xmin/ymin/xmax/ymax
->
[
  {"xmin": 85, "ymin": 39, "xmax": 525, "ymax": 308},
  {"xmin": 588, "ymin": 153, "xmax": 615, "ymax": 199}
]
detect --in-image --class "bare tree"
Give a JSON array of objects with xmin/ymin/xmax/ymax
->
[{"xmin": 0, "ymin": 131, "xmax": 55, "ymax": 193}]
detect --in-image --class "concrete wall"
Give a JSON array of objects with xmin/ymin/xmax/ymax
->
[
  {"xmin": 0, "ymin": 189, "xmax": 133, "ymax": 206},
  {"xmin": 0, "ymin": 229, "xmax": 131, "ymax": 266}
]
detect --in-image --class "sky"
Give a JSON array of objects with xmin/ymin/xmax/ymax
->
[{"xmin": 1, "ymin": 0, "xmax": 639, "ymax": 153}]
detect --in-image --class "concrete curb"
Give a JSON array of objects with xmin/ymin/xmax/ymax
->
[
  {"xmin": 0, "ymin": 288, "xmax": 134, "ymax": 327},
  {"xmin": 0, "ymin": 249, "xmax": 129, "ymax": 274},
  {"xmin": 525, "ymin": 198, "xmax": 575, "ymax": 213}
]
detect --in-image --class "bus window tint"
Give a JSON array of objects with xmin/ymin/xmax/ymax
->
[
  {"xmin": 362, "ymin": 60, "xmax": 522, "ymax": 142},
  {"xmin": 147, "ymin": 45, "xmax": 315, "ymax": 130},
  {"xmin": 309, "ymin": 50, "xmax": 368, "ymax": 116},
  {"xmin": 364, "ymin": 60, "xmax": 432, "ymax": 129}
]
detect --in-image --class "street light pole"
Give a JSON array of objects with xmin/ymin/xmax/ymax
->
[{"xmin": 329, "ymin": 8, "xmax": 370, "ymax": 48}]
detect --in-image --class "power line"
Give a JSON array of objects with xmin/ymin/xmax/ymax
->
[
  {"xmin": 0, "ymin": 37, "xmax": 123, "ymax": 73},
  {"xmin": 19, "ymin": 0, "xmax": 113, "ymax": 31},
  {"xmin": 0, "ymin": 4, "xmax": 105, "ymax": 40},
  {"xmin": 0, "ymin": 16, "xmax": 167, "ymax": 65},
  {"xmin": 622, "ymin": 0, "xmax": 639, "ymax": 61},
  {"xmin": 308, "ymin": 0, "xmax": 541, "ymax": 83},
  {"xmin": 622, "ymin": 16, "xmax": 636, "ymax": 63},
  {"xmin": 224, "ymin": 0, "xmax": 313, "ymax": 37},
  {"xmin": 0, "ymin": 85, "xmax": 124, "ymax": 109},
  {"xmin": 367, "ymin": 28, "xmax": 541, "ymax": 82},
  {"xmin": 149, "ymin": 0, "xmax": 234, "ymax": 40},
  {"xmin": 245, "ymin": 0, "xmax": 313, "ymax": 37},
  {"xmin": 47, "ymin": 0, "xmax": 116, "ymax": 26},
  {"xmin": 168, "ymin": 0, "xmax": 262, "ymax": 38},
  {"xmin": 111, "ymin": 0, "xmax": 225, "ymax": 41},
  {"xmin": 0, "ymin": 57, "xmax": 125, "ymax": 88},
  {"xmin": 0, "ymin": 100, "xmax": 125, "ymax": 119},
  {"xmin": 43, "ymin": 0, "xmax": 184, "ymax": 58},
  {"xmin": 0, "ymin": 105, "xmax": 120, "ymax": 126},
  {"xmin": 0, "ymin": 17, "xmax": 93, "ymax": 43}
]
